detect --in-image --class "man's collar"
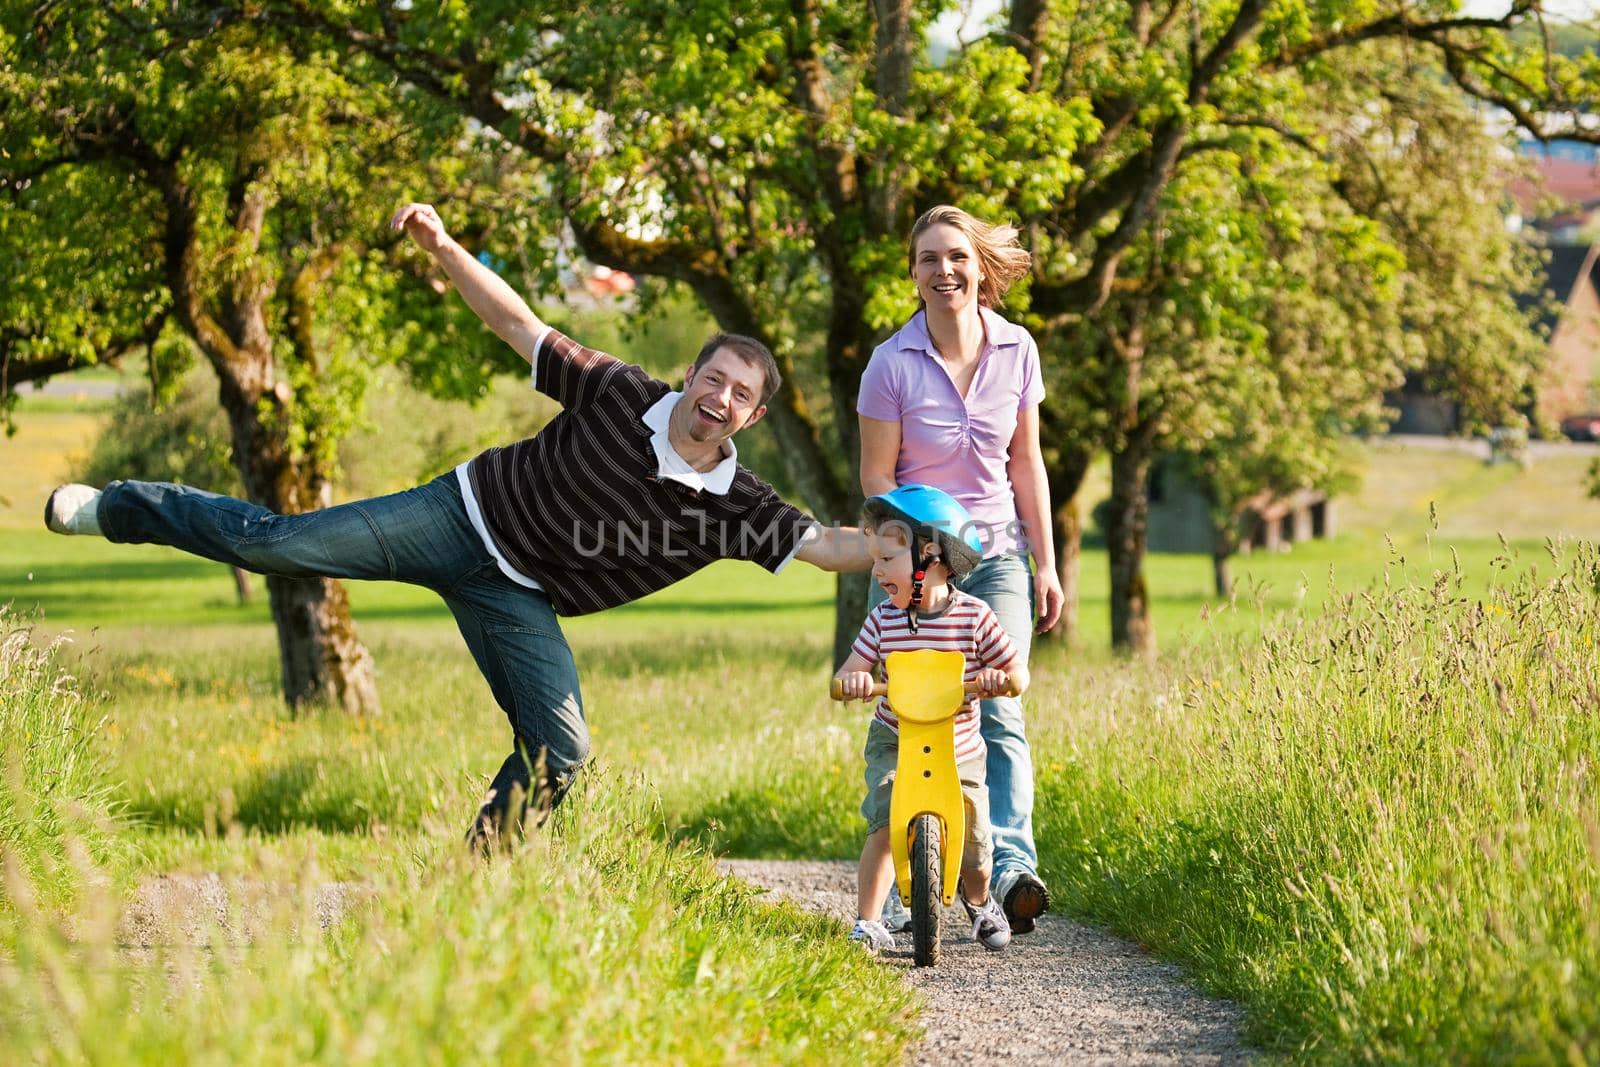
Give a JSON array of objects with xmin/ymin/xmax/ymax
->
[{"xmin": 641, "ymin": 391, "xmax": 738, "ymax": 495}]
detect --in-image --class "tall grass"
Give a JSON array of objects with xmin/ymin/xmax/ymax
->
[
  {"xmin": 0, "ymin": 612, "xmax": 917, "ymax": 1064},
  {"xmin": 1041, "ymin": 541, "xmax": 1600, "ymax": 1061},
  {"xmin": 1, "ymin": 771, "xmax": 916, "ymax": 1064},
  {"xmin": 0, "ymin": 609, "xmax": 124, "ymax": 915}
]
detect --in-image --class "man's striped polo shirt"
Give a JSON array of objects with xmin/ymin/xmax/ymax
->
[{"xmin": 459, "ymin": 327, "xmax": 817, "ymax": 616}]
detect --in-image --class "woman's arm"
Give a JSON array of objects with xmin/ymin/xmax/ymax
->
[
  {"xmin": 1007, "ymin": 403, "xmax": 1064, "ymax": 633},
  {"xmin": 859, "ymin": 415, "xmax": 902, "ymax": 497}
]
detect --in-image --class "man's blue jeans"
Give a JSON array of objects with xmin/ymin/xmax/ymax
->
[
  {"xmin": 865, "ymin": 551, "xmax": 1038, "ymax": 889},
  {"xmin": 97, "ymin": 476, "xmax": 589, "ymax": 840}
]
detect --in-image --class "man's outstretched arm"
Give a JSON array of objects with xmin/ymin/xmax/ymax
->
[
  {"xmin": 794, "ymin": 524, "xmax": 872, "ymax": 572},
  {"xmin": 391, "ymin": 202, "xmax": 545, "ymax": 363}
]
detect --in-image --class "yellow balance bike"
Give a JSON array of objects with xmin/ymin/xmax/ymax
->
[{"xmin": 832, "ymin": 648, "xmax": 1018, "ymax": 966}]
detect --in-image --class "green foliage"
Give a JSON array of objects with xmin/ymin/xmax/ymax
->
[
  {"xmin": 0, "ymin": 2, "xmax": 525, "ymax": 473},
  {"xmin": 75, "ymin": 371, "xmax": 241, "ymax": 495}
]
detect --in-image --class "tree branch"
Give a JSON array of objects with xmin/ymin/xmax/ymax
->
[{"xmin": 1266, "ymin": 4, "xmax": 1533, "ymax": 70}]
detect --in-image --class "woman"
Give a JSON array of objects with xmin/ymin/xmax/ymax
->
[{"xmin": 857, "ymin": 205, "xmax": 1064, "ymax": 933}]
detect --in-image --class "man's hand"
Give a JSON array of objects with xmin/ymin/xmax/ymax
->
[
  {"xmin": 387, "ymin": 202, "xmax": 544, "ymax": 361},
  {"xmin": 390, "ymin": 202, "xmax": 452, "ymax": 257},
  {"xmin": 835, "ymin": 670, "xmax": 877, "ymax": 701}
]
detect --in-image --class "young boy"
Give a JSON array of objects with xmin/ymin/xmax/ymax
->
[{"xmin": 833, "ymin": 484, "xmax": 1029, "ymax": 953}]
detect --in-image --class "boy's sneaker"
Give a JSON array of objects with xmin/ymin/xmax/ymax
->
[
  {"xmin": 44, "ymin": 484, "xmax": 103, "ymax": 536},
  {"xmin": 849, "ymin": 918, "xmax": 895, "ymax": 954},
  {"xmin": 999, "ymin": 869, "xmax": 1051, "ymax": 934},
  {"xmin": 880, "ymin": 889, "xmax": 912, "ymax": 933},
  {"xmin": 961, "ymin": 893, "xmax": 1012, "ymax": 951}
]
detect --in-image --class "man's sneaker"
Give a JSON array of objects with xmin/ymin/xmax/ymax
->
[
  {"xmin": 849, "ymin": 918, "xmax": 895, "ymax": 954},
  {"xmin": 880, "ymin": 888, "xmax": 912, "ymax": 933},
  {"xmin": 961, "ymin": 893, "xmax": 1012, "ymax": 951},
  {"xmin": 1000, "ymin": 870, "xmax": 1051, "ymax": 934},
  {"xmin": 44, "ymin": 484, "xmax": 103, "ymax": 536}
]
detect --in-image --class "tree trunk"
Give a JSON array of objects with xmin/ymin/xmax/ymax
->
[
  {"xmin": 159, "ymin": 173, "xmax": 380, "ymax": 716},
  {"xmin": 1054, "ymin": 495, "xmax": 1083, "ymax": 648},
  {"xmin": 1211, "ymin": 517, "xmax": 1239, "ymax": 599},
  {"xmin": 1039, "ymin": 445, "xmax": 1091, "ymax": 648},
  {"xmin": 218, "ymin": 381, "xmax": 381, "ymax": 716},
  {"xmin": 1107, "ymin": 444, "xmax": 1155, "ymax": 658},
  {"xmin": 231, "ymin": 565, "xmax": 254, "ymax": 605},
  {"xmin": 265, "ymin": 572, "xmax": 381, "ymax": 713},
  {"xmin": 1212, "ymin": 551, "xmax": 1233, "ymax": 600},
  {"xmin": 833, "ymin": 571, "xmax": 872, "ymax": 670}
]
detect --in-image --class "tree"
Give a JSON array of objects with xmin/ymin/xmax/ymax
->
[
  {"xmin": 1011, "ymin": 4, "xmax": 1574, "ymax": 655},
  {"xmin": 234, "ymin": 0, "xmax": 1094, "ymax": 662},
  {"xmin": 76, "ymin": 367, "xmax": 257, "ymax": 604},
  {"xmin": 2, "ymin": 6, "xmax": 521, "ymax": 711},
  {"xmin": 290, "ymin": 1, "xmax": 1596, "ymax": 651},
  {"xmin": 122, "ymin": 0, "xmax": 1600, "ymax": 659}
]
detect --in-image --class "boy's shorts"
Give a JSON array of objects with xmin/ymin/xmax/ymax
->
[{"xmin": 860, "ymin": 719, "xmax": 992, "ymax": 872}]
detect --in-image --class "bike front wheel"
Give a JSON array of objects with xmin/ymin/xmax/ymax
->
[{"xmin": 910, "ymin": 813, "xmax": 942, "ymax": 966}]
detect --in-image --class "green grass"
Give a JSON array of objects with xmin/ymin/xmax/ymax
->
[
  {"xmin": 6, "ymin": 397, "xmax": 1600, "ymax": 1061},
  {"xmin": 0, "ymin": 609, "xmax": 128, "ymax": 921},
  {"xmin": 1, "ymin": 766, "xmax": 917, "ymax": 1064},
  {"xmin": 1035, "ymin": 543, "xmax": 1600, "ymax": 1061}
]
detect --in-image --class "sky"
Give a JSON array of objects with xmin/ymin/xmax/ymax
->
[{"xmin": 932, "ymin": 2, "xmax": 1599, "ymax": 48}]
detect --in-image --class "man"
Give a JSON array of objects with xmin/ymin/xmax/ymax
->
[{"xmin": 45, "ymin": 202, "xmax": 869, "ymax": 847}]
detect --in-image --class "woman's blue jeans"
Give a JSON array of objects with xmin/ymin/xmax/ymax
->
[
  {"xmin": 866, "ymin": 552, "xmax": 1038, "ymax": 890},
  {"xmin": 97, "ymin": 476, "xmax": 588, "ymax": 842}
]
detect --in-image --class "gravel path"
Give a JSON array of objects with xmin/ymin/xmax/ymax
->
[
  {"xmin": 721, "ymin": 859, "xmax": 1250, "ymax": 1066},
  {"xmin": 118, "ymin": 873, "xmax": 369, "ymax": 948}
]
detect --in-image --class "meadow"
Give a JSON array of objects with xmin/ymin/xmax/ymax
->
[{"xmin": 4, "ymin": 389, "xmax": 1600, "ymax": 1063}]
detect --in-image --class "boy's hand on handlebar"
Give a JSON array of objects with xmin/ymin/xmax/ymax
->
[
  {"xmin": 973, "ymin": 668, "xmax": 1012, "ymax": 698},
  {"xmin": 835, "ymin": 671, "xmax": 877, "ymax": 701}
]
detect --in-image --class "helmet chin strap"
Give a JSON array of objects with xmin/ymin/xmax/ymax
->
[
  {"xmin": 908, "ymin": 567, "xmax": 926, "ymax": 634},
  {"xmin": 906, "ymin": 532, "xmax": 932, "ymax": 633}
]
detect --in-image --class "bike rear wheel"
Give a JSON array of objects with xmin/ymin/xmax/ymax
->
[{"xmin": 910, "ymin": 813, "xmax": 942, "ymax": 966}]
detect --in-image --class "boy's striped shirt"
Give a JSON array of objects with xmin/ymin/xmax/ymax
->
[{"xmin": 850, "ymin": 590, "xmax": 1019, "ymax": 762}]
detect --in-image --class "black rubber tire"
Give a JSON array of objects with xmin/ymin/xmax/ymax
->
[{"xmin": 910, "ymin": 813, "xmax": 942, "ymax": 967}]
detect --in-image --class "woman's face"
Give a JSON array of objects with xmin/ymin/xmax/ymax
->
[{"xmin": 912, "ymin": 222, "xmax": 983, "ymax": 314}]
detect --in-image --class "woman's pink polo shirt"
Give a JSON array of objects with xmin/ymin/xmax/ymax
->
[{"xmin": 857, "ymin": 307, "xmax": 1045, "ymax": 558}]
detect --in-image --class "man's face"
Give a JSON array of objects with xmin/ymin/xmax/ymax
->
[{"xmin": 674, "ymin": 348, "xmax": 768, "ymax": 447}]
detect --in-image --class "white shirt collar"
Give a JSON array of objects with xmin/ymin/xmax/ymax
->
[{"xmin": 641, "ymin": 391, "xmax": 739, "ymax": 495}]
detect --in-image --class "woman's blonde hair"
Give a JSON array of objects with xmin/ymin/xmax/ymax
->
[{"xmin": 907, "ymin": 205, "xmax": 1031, "ymax": 309}]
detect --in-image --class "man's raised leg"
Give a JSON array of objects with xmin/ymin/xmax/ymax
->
[{"xmin": 49, "ymin": 477, "xmax": 481, "ymax": 589}]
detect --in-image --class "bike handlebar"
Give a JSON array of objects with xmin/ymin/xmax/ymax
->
[{"xmin": 829, "ymin": 675, "xmax": 1021, "ymax": 702}]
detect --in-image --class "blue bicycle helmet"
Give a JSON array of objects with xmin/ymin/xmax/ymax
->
[{"xmin": 863, "ymin": 485, "xmax": 984, "ymax": 626}]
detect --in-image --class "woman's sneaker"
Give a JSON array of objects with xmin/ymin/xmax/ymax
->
[
  {"xmin": 879, "ymin": 889, "xmax": 912, "ymax": 933},
  {"xmin": 999, "ymin": 870, "xmax": 1051, "ymax": 934},
  {"xmin": 961, "ymin": 893, "xmax": 1012, "ymax": 951},
  {"xmin": 849, "ymin": 918, "xmax": 895, "ymax": 954}
]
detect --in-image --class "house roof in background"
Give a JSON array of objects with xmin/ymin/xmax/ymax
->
[
  {"xmin": 1518, "ymin": 242, "xmax": 1600, "ymax": 335},
  {"xmin": 1510, "ymin": 156, "xmax": 1600, "ymax": 216}
]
